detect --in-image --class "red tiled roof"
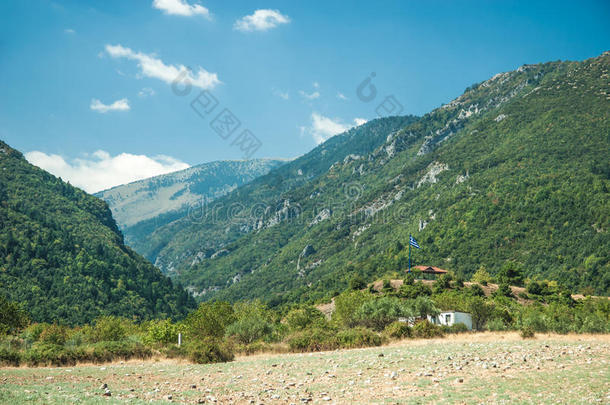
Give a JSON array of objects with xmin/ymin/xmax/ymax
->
[{"xmin": 411, "ymin": 265, "xmax": 449, "ymax": 274}]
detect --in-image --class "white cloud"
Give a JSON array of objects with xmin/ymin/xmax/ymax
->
[
  {"xmin": 299, "ymin": 90, "xmax": 320, "ymax": 100},
  {"xmin": 64, "ymin": 28, "xmax": 75, "ymax": 34},
  {"xmin": 152, "ymin": 0, "xmax": 211, "ymax": 18},
  {"xmin": 337, "ymin": 92, "xmax": 348, "ymax": 101},
  {"xmin": 90, "ymin": 98, "xmax": 130, "ymax": 113},
  {"xmin": 25, "ymin": 150, "xmax": 190, "ymax": 193},
  {"xmin": 302, "ymin": 113, "xmax": 364, "ymax": 145},
  {"xmin": 234, "ymin": 9, "xmax": 290, "ymax": 32},
  {"xmin": 105, "ymin": 44, "xmax": 220, "ymax": 90},
  {"xmin": 313, "ymin": 81, "xmax": 320, "ymax": 89},
  {"xmin": 138, "ymin": 87, "xmax": 156, "ymax": 98},
  {"xmin": 273, "ymin": 89, "xmax": 289, "ymax": 100}
]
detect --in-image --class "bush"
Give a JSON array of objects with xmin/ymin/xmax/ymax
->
[
  {"xmin": 520, "ymin": 327, "xmax": 535, "ymax": 339},
  {"xmin": 39, "ymin": 324, "xmax": 68, "ymax": 346},
  {"xmin": 384, "ymin": 321, "xmax": 412, "ymax": 339},
  {"xmin": 467, "ymin": 284, "xmax": 486, "ymax": 297},
  {"xmin": 186, "ymin": 302, "xmax": 236, "ymax": 339},
  {"xmin": 90, "ymin": 341, "xmax": 152, "ymax": 363},
  {"xmin": 397, "ymin": 282, "xmax": 432, "ymax": 299},
  {"xmin": 21, "ymin": 323, "xmax": 47, "ymax": 342},
  {"xmin": 186, "ymin": 339, "xmax": 234, "ymax": 364},
  {"xmin": 494, "ymin": 283, "xmax": 514, "ymax": 298},
  {"xmin": 226, "ymin": 317, "xmax": 273, "ymax": 345},
  {"xmin": 285, "ymin": 328, "xmax": 338, "ymax": 352},
  {"xmin": 349, "ymin": 275, "xmax": 367, "ymax": 290},
  {"xmin": 333, "ymin": 290, "xmax": 374, "ymax": 328},
  {"xmin": 412, "ymin": 321, "xmax": 444, "ymax": 338},
  {"xmin": 485, "ymin": 318, "xmax": 508, "ymax": 331},
  {"xmin": 442, "ymin": 323, "xmax": 469, "ymax": 334},
  {"xmin": 144, "ymin": 320, "xmax": 181, "ymax": 345},
  {"xmin": 284, "ymin": 306, "xmax": 326, "ymax": 331},
  {"xmin": 354, "ymin": 297, "xmax": 413, "ymax": 331},
  {"xmin": 0, "ymin": 347, "xmax": 21, "ymax": 366},
  {"xmin": 336, "ymin": 328, "xmax": 382, "ymax": 348},
  {"xmin": 92, "ymin": 316, "xmax": 129, "ymax": 342}
]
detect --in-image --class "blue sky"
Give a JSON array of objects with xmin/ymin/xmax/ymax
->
[{"xmin": 0, "ymin": 0, "xmax": 608, "ymax": 192}]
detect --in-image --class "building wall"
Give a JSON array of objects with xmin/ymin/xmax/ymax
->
[{"xmin": 427, "ymin": 312, "xmax": 473, "ymax": 330}]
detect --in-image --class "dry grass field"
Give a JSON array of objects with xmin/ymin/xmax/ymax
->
[{"xmin": 1, "ymin": 332, "xmax": 609, "ymax": 404}]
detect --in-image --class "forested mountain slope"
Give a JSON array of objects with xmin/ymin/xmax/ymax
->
[
  {"xmin": 174, "ymin": 52, "xmax": 609, "ymax": 303},
  {"xmin": 0, "ymin": 142, "xmax": 195, "ymax": 324},
  {"xmin": 96, "ymin": 159, "xmax": 285, "ymax": 251},
  {"xmin": 134, "ymin": 116, "xmax": 418, "ymax": 274}
]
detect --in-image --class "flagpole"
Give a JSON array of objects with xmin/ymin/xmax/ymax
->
[{"xmin": 408, "ymin": 234, "xmax": 411, "ymax": 273}]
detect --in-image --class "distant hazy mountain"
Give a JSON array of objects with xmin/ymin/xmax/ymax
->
[{"xmin": 95, "ymin": 159, "xmax": 285, "ymax": 254}]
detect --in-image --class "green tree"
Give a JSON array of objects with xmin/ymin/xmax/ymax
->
[{"xmin": 186, "ymin": 302, "xmax": 235, "ymax": 339}]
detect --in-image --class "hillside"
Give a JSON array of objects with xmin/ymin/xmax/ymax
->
[
  {"xmin": 95, "ymin": 159, "xmax": 285, "ymax": 252},
  {"xmin": 0, "ymin": 141, "xmax": 196, "ymax": 324},
  {"xmin": 165, "ymin": 52, "xmax": 609, "ymax": 303},
  {"xmin": 132, "ymin": 116, "xmax": 418, "ymax": 274}
]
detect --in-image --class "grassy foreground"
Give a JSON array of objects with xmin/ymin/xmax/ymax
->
[{"xmin": 1, "ymin": 332, "xmax": 608, "ymax": 404}]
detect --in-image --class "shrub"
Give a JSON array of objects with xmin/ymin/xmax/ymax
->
[
  {"xmin": 39, "ymin": 324, "xmax": 68, "ymax": 346},
  {"xmin": 471, "ymin": 267, "xmax": 492, "ymax": 285},
  {"xmin": 349, "ymin": 275, "xmax": 367, "ymax": 290},
  {"xmin": 468, "ymin": 297, "xmax": 494, "ymax": 330},
  {"xmin": 412, "ymin": 320, "xmax": 444, "ymax": 338},
  {"xmin": 354, "ymin": 297, "xmax": 414, "ymax": 331},
  {"xmin": 90, "ymin": 341, "xmax": 152, "ymax": 363},
  {"xmin": 284, "ymin": 306, "xmax": 326, "ymax": 331},
  {"xmin": 433, "ymin": 274, "xmax": 453, "ymax": 293},
  {"xmin": 144, "ymin": 320, "xmax": 181, "ymax": 345},
  {"xmin": 443, "ymin": 323, "xmax": 469, "ymax": 334},
  {"xmin": 403, "ymin": 272, "xmax": 415, "ymax": 286},
  {"xmin": 23, "ymin": 343, "xmax": 74, "ymax": 366},
  {"xmin": 226, "ymin": 317, "xmax": 273, "ymax": 345},
  {"xmin": 520, "ymin": 327, "xmax": 535, "ymax": 339},
  {"xmin": 186, "ymin": 302, "xmax": 236, "ymax": 339},
  {"xmin": 384, "ymin": 321, "xmax": 412, "ymax": 339},
  {"xmin": 382, "ymin": 279, "xmax": 394, "ymax": 293},
  {"xmin": 336, "ymin": 328, "xmax": 382, "ymax": 349},
  {"xmin": 467, "ymin": 284, "xmax": 486, "ymax": 297},
  {"xmin": 0, "ymin": 347, "xmax": 21, "ymax": 366},
  {"xmin": 397, "ymin": 282, "xmax": 432, "ymax": 299},
  {"xmin": 285, "ymin": 328, "xmax": 338, "ymax": 352},
  {"xmin": 186, "ymin": 339, "xmax": 234, "ymax": 364},
  {"xmin": 493, "ymin": 283, "xmax": 514, "ymax": 298},
  {"xmin": 485, "ymin": 318, "xmax": 508, "ymax": 331},
  {"xmin": 333, "ymin": 290, "xmax": 374, "ymax": 328},
  {"xmin": 21, "ymin": 323, "xmax": 47, "ymax": 342},
  {"xmin": 92, "ymin": 316, "xmax": 129, "ymax": 342}
]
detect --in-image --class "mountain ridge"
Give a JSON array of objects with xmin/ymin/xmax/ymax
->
[{"xmin": 164, "ymin": 52, "xmax": 609, "ymax": 303}]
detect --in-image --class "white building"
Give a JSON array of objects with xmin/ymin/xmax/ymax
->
[{"xmin": 427, "ymin": 311, "xmax": 473, "ymax": 330}]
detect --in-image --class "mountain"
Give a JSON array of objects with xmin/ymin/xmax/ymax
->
[
  {"xmin": 130, "ymin": 116, "xmax": 418, "ymax": 274},
  {"xmin": 161, "ymin": 52, "xmax": 609, "ymax": 303},
  {"xmin": 95, "ymin": 159, "xmax": 285, "ymax": 254},
  {"xmin": 0, "ymin": 141, "xmax": 196, "ymax": 324}
]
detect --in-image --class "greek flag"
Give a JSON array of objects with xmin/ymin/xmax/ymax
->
[{"xmin": 409, "ymin": 235, "xmax": 421, "ymax": 249}]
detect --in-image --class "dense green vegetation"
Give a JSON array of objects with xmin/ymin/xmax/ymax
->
[
  {"xmin": 164, "ymin": 52, "xmax": 609, "ymax": 303},
  {"xmin": 135, "ymin": 115, "xmax": 418, "ymax": 276},
  {"xmin": 0, "ymin": 142, "xmax": 195, "ymax": 324},
  {"xmin": 2, "ymin": 268, "xmax": 608, "ymax": 366}
]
